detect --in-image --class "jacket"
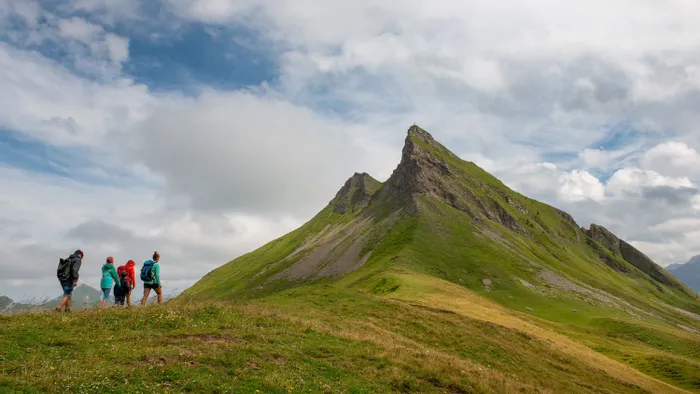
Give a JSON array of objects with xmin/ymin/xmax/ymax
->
[
  {"xmin": 100, "ymin": 263, "xmax": 121, "ymax": 289},
  {"xmin": 125, "ymin": 260, "xmax": 136, "ymax": 288},
  {"xmin": 69, "ymin": 254, "xmax": 82, "ymax": 283}
]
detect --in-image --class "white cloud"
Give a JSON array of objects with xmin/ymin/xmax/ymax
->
[
  {"xmin": 642, "ymin": 141, "xmax": 700, "ymax": 178},
  {"xmin": 560, "ymin": 170, "xmax": 606, "ymax": 202},
  {"xmin": 501, "ymin": 163, "xmax": 604, "ymax": 203},
  {"xmin": 0, "ymin": 42, "xmax": 151, "ymax": 147},
  {"xmin": 606, "ymin": 168, "xmax": 694, "ymax": 197},
  {"xmin": 693, "ymin": 195, "xmax": 700, "ymax": 211},
  {"xmin": 129, "ymin": 89, "xmax": 385, "ymax": 217},
  {"xmin": 105, "ymin": 33, "xmax": 129, "ymax": 64},
  {"xmin": 3, "ymin": 0, "xmax": 700, "ymax": 298},
  {"xmin": 57, "ymin": 17, "xmax": 103, "ymax": 43},
  {"xmin": 578, "ymin": 147, "xmax": 634, "ymax": 171},
  {"xmin": 0, "ymin": 0, "xmax": 40, "ymax": 26}
]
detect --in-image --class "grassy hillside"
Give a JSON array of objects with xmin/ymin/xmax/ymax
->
[{"xmin": 3, "ymin": 281, "xmax": 699, "ymax": 393}]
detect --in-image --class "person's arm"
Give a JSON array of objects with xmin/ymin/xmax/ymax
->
[
  {"xmin": 129, "ymin": 267, "xmax": 136, "ymax": 288},
  {"xmin": 111, "ymin": 267, "xmax": 120, "ymax": 287},
  {"xmin": 71, "ymin": 258, "xmax": 81, "ymax": 286},
  {"xmin": 154, "ymin": 263, "xmax": 161, "ymax": 286}
]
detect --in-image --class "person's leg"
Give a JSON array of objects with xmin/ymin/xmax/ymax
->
[
  {"xmin": 101, "ymin": 288, "xmax": 110, "ymax": 309},
  {"xmin": 126, "ymin": 289, "xmax": 132, "ymax": 307},
  {"xmin": 56, "ymin": 295, "xmax": 69, "ymax": 312},
  {"xmin": 154, "ymin": 286, "xmax": 163, "ymax": 304},
  {"xmin": 56, "ymin": 282, "xmax": 73, "ymax": 312},
  {"xmin": 141, "ymin": 288, "xmax": 151, "ymax": 306},
  {"xmin": 66, "ymin": 295, "xmax": 72, "ymax": 312}
]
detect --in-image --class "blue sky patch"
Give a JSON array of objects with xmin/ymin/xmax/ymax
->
[{"xmin": 124, "ymin": 23, "xmax": 278, "ymax": 94}]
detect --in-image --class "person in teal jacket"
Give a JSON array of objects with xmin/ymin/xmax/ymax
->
[
  {"xmin": 140, "ymin": 251, "xmax": 163, "ymax": 306},
  {"xmin": 100, "ymin": 256, "xmax": 121, "ymax": 309}
]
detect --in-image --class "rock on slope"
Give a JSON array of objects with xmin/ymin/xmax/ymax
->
[{"xmin": 181, "ymin": 125, "xmax": 699, "ymax": 327}]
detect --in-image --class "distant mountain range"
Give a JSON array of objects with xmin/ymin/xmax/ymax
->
[
  {"xmin": 668, "ymin": 255, "xmax": 700, "ymax": 292},
  {"xmin": 0, "ymin": 284, "xmax": 102, "ymax": 314}
]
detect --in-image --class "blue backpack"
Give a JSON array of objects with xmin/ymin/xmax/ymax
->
[{"xmin": 140, "ymin": 260, "xmax": 155, "ymax": 282}]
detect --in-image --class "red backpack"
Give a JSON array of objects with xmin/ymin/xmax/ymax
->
[{"xmin": 117, "ymin": 265, "xmax": 130, "ymax": 285}]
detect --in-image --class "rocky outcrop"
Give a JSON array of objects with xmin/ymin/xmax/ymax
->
[
  {"xmin": 381, "ymin": 126, "xmax": 522, "ymax": 232},
  {"xmin": 382, "ymin": 126, "xmax": 456, "ymax": 200},
  {"xmin": 331, "ymin": 173, "xmax": 381, "ymax": 214},
  {"xmin": 586, "ymin": 224, "xmax": 695, "ymax": 296}
]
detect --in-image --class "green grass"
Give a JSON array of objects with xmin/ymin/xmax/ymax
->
[{"xmin": 4, "ymin": 284, "xmax": 694, "ymax": 394}]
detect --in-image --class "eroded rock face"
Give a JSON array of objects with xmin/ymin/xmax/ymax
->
[
  {"xmin": 381, "ymin": 126, "xmax": 522, "ymax": 232},
  {"xmin": 588, "ymin": 224, "xmax": 622, "ymax": 255},
  {"xmin": 331, "ymin": 172, "xmax": 380, "ymax": 214},
  {"xmin": 586, "ymin": 224, "xmax": 694, "ymax": 296}
]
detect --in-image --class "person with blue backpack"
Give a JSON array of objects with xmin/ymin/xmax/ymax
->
[{"xmin": 140, "ymin": 251, "xmax": 163, "ymax": 306}]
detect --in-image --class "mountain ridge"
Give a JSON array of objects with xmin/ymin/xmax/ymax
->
[{"xmin": 668, "ymin": 254, "xmax": 700, "ymax": 292}]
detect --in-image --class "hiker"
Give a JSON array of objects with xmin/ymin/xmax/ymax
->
[
  {"xmin": 100, "ymin": 256, "xmax": 121, "ymax": 309},
  {"xmin": 55, "ymin": 249, "xmax": 84, "ymax": 313},
  {"xmin": 117, "ymin": 260, "xmax": 136, "ymax": 306},
  {"xmin": 113, "ymin": 271, "xmax": 130, "ymax": 306},
  {"xmin": 140, "ymin": 251, "xmax": 162, "ymax": 306}
]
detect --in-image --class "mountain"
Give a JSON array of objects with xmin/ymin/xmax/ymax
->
[
  {"xmin": 175, "ymin": 125, "xmax": 700, "ymax": 392},
  {"xmin": 668, "ymin": 255, "xmax": 700, "ymax": 292},
  {"xmin": 184, "ymin": 126, "xmax": 696, "ymax": 307},
  {"xmin": 2, "ymin": 284, "xmax": 102, "ymax": 314},
  {"xmin": 0, "ymin": 295, "xmax": 12, "ymax": 311},
  {"xmin": 38, "ymin": 284, "xmax": 102, "ymax": 309}
]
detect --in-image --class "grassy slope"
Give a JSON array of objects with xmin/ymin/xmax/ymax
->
[{"xmin": 3, "ymin": 282, "xmax": 696, "ymax": 394}]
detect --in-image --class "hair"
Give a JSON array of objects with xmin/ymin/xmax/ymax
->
[
  {"xmin": 75, "ymin": 249, "xmax": 84, "ymax": 257},
  {"xmin": 153, "ymin": 251, "xmax": 160, "ymax": 261},
  {"xmin": 106, "ymin": 256, "xmax": 114, "ymax": 264}
]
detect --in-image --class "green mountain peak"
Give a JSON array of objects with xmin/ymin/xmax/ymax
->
[{"xmin": 181, "ymin": 124, "xmax": 699, "ymax": 333}]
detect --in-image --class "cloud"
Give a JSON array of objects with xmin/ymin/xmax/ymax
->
[
  {"xmin": 104, "ymin": 33, "xmax": 129, "ymax": 64},
  {"xmin": 0, "ymin": 42, "xmax": 153, "ymax": 147},
  {"xmin": 642, "ymin": 141, "xmax": 700, "ymax": 178},
  {"xmin": 501, "ymin": 163, "xmax": 604, "ymax": 203},
  {"xmin": 3, "ymin": 0, "xmax": 700, "ymax": 299},
  {"xmin": 128, "ymin": 89, "xmax": 384, "ymax": 217},
  {"xmin": 606, "ymin": 168, "xmax": 693, "ymax": 197}
]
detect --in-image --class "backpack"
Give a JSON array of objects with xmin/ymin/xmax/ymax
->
[
  {"xmin": 140, "ymin": 260, "xmax": 155, "ymax": 282},
  {"xmin": 57, "ymin": 257, "xmax": 72, "ymax": 282},
  {"xmin": 117, "ymin": 265, "xmax": 128, "ymax": 284}
]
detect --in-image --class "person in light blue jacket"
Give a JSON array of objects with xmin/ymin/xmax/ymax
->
[
  {"xmin": 140, "ymin": 251, "xmax": 163, "ymax": 306},
  {"xmin": 100, "ymin": 256, "xmax": 121, "ymax": 308}
]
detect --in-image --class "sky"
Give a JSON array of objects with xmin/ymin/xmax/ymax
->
[{"xmin": 1, "ymin": 0, "xmax": 700, "ymax": 301}]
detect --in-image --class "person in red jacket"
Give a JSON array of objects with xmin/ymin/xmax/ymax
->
[{"xmin": 117, "ymin": 260, "xmax": 137, "ymax": 307}]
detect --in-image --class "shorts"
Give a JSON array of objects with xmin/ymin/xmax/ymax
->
[
  {"xmin": 60, "ymin": 281, "xmax": 74, "ymax": 297},
  {"xmin": 144, "ymin": 283, "xmax": 161, "ymax": 290},
  {"xmin": 114, "ymin": 296, "xmax": 125, "ymax": 305},
  {"xmin": 101, "ymin": 288, "xmax": 111, "ymax": 301}
]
